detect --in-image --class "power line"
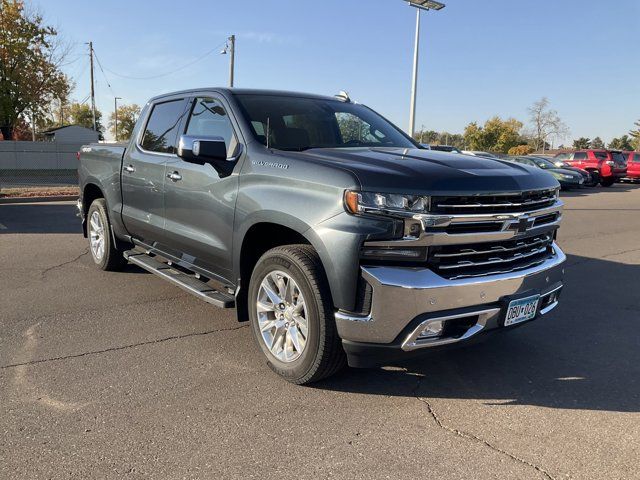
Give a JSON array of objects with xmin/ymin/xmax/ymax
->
[
  {"xmin": 92, "ymin": 50, "xmax": 116, "ymax": 97},
  {"xmin": 96, "ymin": 41, "xmax": 227, "ymax": 80}
]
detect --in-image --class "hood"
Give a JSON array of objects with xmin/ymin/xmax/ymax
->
[
  {"xmin": 277, "ymin": 147, "xmax": 559, "ymax": 196},
  {"xmin": 547, "ymin": 168, "xmax": 583, "ymax": 178}
]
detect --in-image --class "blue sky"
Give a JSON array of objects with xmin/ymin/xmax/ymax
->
[{"xmin": 42, "ymin": 0, "xmax": 639, "ymax": 143}]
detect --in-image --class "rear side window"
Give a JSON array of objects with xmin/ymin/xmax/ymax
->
[
  {"xmin": 594, "ymin": 151, "xmax": 608, "ymax": 160},
  {"xmin": 573, "ymin": 152, "xmax": 587, "ymax": 160},
  {"xmin": 185, "ymin": 97, "xmax": 238, "ymax": 157},
  {"xmin": 141, "ymin": 100, "xmax": 186, "ymax": 154},
  {"xmin": 634, "ymin": 153, "xmax": 640, "ymax": 163}
]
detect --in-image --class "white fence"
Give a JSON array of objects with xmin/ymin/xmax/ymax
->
[{"xmin": 0, "ymin": 141, "xmax": 81, "ymax": 170}]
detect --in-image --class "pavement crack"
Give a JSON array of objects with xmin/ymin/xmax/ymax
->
[
  {"xmin": 1, "ymin": 324, "xmax": 248, "ymax": 370},
  {"xmin": 412, "ymin": 375, "xmax": 559, "ymax": 480},
  {"xmin": 40, "ymin": 248, "xmax": 89, "ymax": 278}
]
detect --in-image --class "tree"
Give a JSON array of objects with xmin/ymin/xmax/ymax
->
[
  {"xmin": 572, "ymin": 137, "xmax": 591, "ymax": 149},
  {"xmin": 608, "ymin": 135, "xmax": 633, "ymax": 151},
  {"xmin": 108, "ymin": 103, "xmax": 140, "ymax": 141},
  {"xmin": 0, "ymin": 0, "xmax": 71, "ymax": 139},
  {"xmin": 508, "ymin": 144, "xmax": 534, "ymax": 156},
  {"xmin": 527, "ymin": 97, "xmax": 569, "ymax": 152},
  {"xmin": 463, "ymin": 116, "xmax": 523, "ymax": 153},
  {"xmin": 590, "ymin": 137, "xmax": 605, "ymax": 149},
  {"xmin": 68, "ymin": 102, "xmax": 104, "ymax": 138},
  {"xmin": 630, "ymin": 120, "xmax": 640, "ymax": 150}
]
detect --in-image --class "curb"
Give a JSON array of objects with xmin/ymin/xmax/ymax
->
[{"xmin": 0, "ymin": 195, "xmax": 78, "ymax": 204}]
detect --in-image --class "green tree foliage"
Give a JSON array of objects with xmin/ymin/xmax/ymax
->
[
  {"xmin": 108, "ymin": 103, "xmax": 141, "ymax": 141},
  {"xmin": 508, "ymin": 144, "xmax": 534, "ymax": 156},
  {"xmin": 608, "ymin": 135, "xmax": 633, "ymax": 151},
  {"xmin": 630, "ymin": 120, "xmax": 640, "ymax": 150},
  {"xmin": 572, "ymin": 137, "xmax": 591, "ymax": 149},
  {"xmin": 590, "ymin": 137, "xmax": 605, "ymax": 149},
  {"xmin": 413, "ymin": 129, "xmax": 465, "ymax": 148},
  {"xmin": 68, "ymin": 102, "xmax": 104, "ymax": 137},
  {"xmin": 0, "ymin": 0, "xmax": 71, "ymax": 139},
  {"xmin": 463, "ymin": 116, "xmax": 523, "ymax": 153}
]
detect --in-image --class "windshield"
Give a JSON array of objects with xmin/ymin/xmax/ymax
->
[
  {"xmin": 532, "ymin": 157, "xmax": 557, "ymax": 169},
  {"xmin": 234, "ymin": 94, "xmax": 416, "ymax": 151}
]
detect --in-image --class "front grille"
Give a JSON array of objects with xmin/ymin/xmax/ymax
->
[
  {"xmin": 428, "ymin": 233, "xmax": 555, "ymax": 279},
  {"xmin": 431, "ymin": 189, "xmax": 557, "ymax": 214}
]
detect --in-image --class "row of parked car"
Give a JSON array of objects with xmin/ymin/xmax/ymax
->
[{"xmin": 424, "ymin": 145, "xmax": 639, "ymax": 189}]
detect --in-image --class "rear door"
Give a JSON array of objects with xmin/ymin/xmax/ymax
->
[
  {"xmin": 571, "ymin": 151, "xmax": 588, "ymax": 169},
  {"xmin": 161, "ymin": 95, "xmax": 243, "ymax": 281},
  {"xmin": 121, "ymin": 97, "xmax": 189, "ymax": 244}
]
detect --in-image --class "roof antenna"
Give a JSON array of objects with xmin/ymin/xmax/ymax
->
[
  {"xmin": 266, "ymin": 117, "xmax": 270, "ymax": 149},
  {"xmin": 335, "ymin": 90, "xmax": 351, "ymax": 102}
]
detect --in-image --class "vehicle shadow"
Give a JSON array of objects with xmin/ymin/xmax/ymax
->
[
  {"xmin": 0, "ymin": 202, "xmax": 81, "ymax": 234},
  {"xmin": 317, "ymin": 253, "xmax": 640, "ymax": 413}
]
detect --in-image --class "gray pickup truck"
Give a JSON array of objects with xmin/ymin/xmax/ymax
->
[{"xmin": 77, "ymin": 88, "xmax": 565, "ymax": 384}]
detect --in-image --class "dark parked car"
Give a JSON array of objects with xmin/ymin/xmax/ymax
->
[
  {"xmin": 528, "ymin": 156, "xmax": 596, "ymax": 186},
  {"xmin": 512, "ymin": 156, "xmax": 584, "ymax": 189}
]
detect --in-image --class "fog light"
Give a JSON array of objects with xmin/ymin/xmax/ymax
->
[{"xmin": 418, "ymin": 320, "xmax": 444, "ymax": 339}]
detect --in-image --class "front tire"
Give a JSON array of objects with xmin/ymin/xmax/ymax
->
[
  {"xmin": 87, "ymin": 198, "xmax": 127, "ymax": 271},
  {"xmin": 248, "ymin": 245, "xmax": 345, "ymax": 384},
  {"xmin": 600, "ymin": 176, "xmax": 615, "ymax": 187}
]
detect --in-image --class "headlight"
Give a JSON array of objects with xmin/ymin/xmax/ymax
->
[
  {"xmin": 605, "ymin": 160, "xmax": 615, "ymax": 166},
  {"xmin": 344, "ymin": 190, "xmax": 430, "ymax": 216},
  {"xmin": 560, "ymin": 174, "xmax": 574, "ymax": 179}
]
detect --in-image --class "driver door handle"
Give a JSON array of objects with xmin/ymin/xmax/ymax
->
[
  {"xmin": 124, "ymin": 164, "xmax": 135, "ymax": 173},
  {"xmin": 167, "ymin": 171, "xmax": 182, "ymax": 182}
]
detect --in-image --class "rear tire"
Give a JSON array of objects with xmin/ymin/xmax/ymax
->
[
  {"xmin": 248, "ymin": 245, "xmax": 346, "ymax": 385},
  {"xmin": 87, "ymin": 198, "xmax": 127, "ymax": 271},
  {"xmin": 600, "ymin": 177, "xmax": 615, "ymax": 187}
]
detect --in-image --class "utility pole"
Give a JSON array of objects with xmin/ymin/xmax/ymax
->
[
  {"xmin": 88, "ymin": 41, "xmax": 97, "ymax": 131},
  {"xmin": 30, "ymin": 108, "xmax": 36, "ymax": 141},
  {"xmin": 114, "ymin": 97, "xmax": 121, "ymax": 142},
  {"xmin": 408, "ymin": 8, "xmax": 421, "ymax": 138},
  {"xmin": 228, "ymin": 35, "xmax": 235, "ymax": 88}
]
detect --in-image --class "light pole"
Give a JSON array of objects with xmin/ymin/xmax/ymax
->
[
  {"xmin": 405, "ymin": 0, "xmax": 445, "ymax": 138},
  {"xmin": 220, "ymin": 35, "xmax": 236, "ymax": 87},
  {"xmin": 114, "ymin": 96, "xmax": 122, "ymax": 142}
]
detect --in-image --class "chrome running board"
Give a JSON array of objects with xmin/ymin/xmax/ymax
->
[{"xmin": 124, "ymin": 250, "xmax": 235, "ymax": 308}]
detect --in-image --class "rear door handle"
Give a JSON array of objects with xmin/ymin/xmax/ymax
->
[
  {"xmin": 124, "ymin": 164, "xmax": 135, "ymax": 173},
  {"xmin": 167, "ymin": 171, "xmax": 182, "ymax": 182}
]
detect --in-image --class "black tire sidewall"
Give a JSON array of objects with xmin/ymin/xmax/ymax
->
[{"xmin": 248, "ymin": 251, "xmax": 323, "ymax": 381}]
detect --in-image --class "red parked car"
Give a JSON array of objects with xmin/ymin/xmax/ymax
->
[
  {"xmin": 559, "ymin": 150, "xmax": 627, "ymax": 187},
  {"xmin": 622, "ymin": 151, "xmax": 640, "ymax": 182}
]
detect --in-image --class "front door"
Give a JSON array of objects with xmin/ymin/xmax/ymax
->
[
  {"xmin": 162, "ymin": 95, "xmax": 242, "ymax": 282},
  {"xmin": 121, "ymin": 97, "xmax": 188, "ymax": 244}
]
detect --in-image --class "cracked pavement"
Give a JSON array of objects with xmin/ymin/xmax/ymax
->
[{"xmin": 1, "ymin": 188, "xmax": 640, "ymax": 479}]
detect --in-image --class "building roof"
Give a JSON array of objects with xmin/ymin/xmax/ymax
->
[{"xmin": 42, "ymin": 125, "xmax": 97, "ymax": 134}]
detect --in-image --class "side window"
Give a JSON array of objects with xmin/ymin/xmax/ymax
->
[
  {"xmin": 335, "ymin": 112, "xmax": 385, "ymax": 145},
  {"xmin": 634, "ymin": 153, "xmax": 640, "ymax": 163},
  {"xmin": 573, "ymin": 152, "xmax": 587, "ymax": 160},
  {"xmin": 185, "ymin": 97, "xmax": 238, "ymax": 157},
  {"xmin": 594, "ymin": 151, "xmax": 608, "ymax": 160},
  {"xmin": 141, "ymin": 100, "xmax": 186, "ymax": 154}
]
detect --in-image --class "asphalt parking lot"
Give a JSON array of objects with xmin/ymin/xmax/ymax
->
[{"xmin": 1, "ymin": 185, "xmax": 640, "ymax": 480}]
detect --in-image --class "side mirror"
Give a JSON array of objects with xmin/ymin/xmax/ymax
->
[{"xmin": 178, "ymin": 135, "xmax": 227, "ymax": 164}]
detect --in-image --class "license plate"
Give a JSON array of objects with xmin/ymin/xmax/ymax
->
[{"xmin": 504, "ymin": 295, "xmax": 540, "ymax": 326}]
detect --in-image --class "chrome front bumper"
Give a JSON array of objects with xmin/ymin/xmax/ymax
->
[{"xmin": 335, "ymin": 242, "xmax": 566, "ymax": 347}]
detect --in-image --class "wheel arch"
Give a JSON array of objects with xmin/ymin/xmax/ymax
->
[{"xmin": 81, "ymin": 183, "xmax": 106, "ymax": 237}]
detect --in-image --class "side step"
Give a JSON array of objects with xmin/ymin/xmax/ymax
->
[{"xmin": 124, "ymin": 250, "xmax": 235, "ymax": 308}]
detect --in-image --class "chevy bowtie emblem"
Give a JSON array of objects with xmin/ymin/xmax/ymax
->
[{"xmin": 508, "ymin": 215, "xmax": 536, "ymax": 234}]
